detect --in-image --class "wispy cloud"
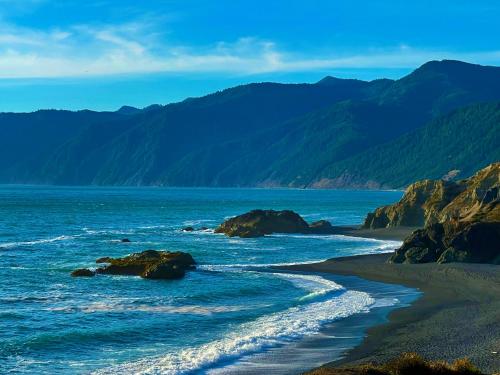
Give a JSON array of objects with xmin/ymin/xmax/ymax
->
[{"xmin": 0, "ymin": 20, "xmax": 499, "ymax": 79}]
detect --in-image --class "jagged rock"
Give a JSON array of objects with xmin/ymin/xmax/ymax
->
[
  {"xmin": 438, "ymin": 222, "xmax": 500, "ymax": 263},
  {"xmin": 390, "ymin": 221, "xmax": 500, "ymax": 264},
  {"xmin": 73, "ymin": 250, "xmax": 195, "ymax": 279},
  {"xmin": 364, "ymin": 180, "xmax": 465, "ymax": 229},
  {"xmin": 308, "ymin": 220, "xmax": 334, "ymax": 233},
  {"xmin": 361, "ymin": 162, "xmax": 500, "ymax": 264},
  {"xmin": 215, "ymin": 209, "xmax": 336, "ymax": 237},
  {"xmin": 71, "ymin": 268, "xmax": 95, "ymax": 277},
  {"xmin": 364, "ymin": 163, "xmax": 499, "ymax": 229}
]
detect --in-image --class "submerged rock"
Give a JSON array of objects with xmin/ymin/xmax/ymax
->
[
  {"xmin": 182, "ymin": 226, "xmax": 195, "ymax": 232},
  {"xmin": 71, "ymin": 268, "xmax": 95, "ymax": 277},
  {"xmin": 120, "ymin": 238, "xmax": 131, "ymax": 243},
  {"xmin": 215, "ymin": 209, "xmax": 336, "ymax": 237},
  {"xmin": 73, "ymin": 250, "xmax": 196, "ymax": 279}
]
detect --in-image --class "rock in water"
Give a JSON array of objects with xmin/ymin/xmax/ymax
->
[
  {"xmin": 308, "ymin": 220, "xmax": 334, "ymax": 233},
  {"xmin": 215, "ymin": 209, "xmax": 336, "ymax": 237},
  {"xmin": 182, "ymin": 226, "xmax": 194, "ymax": 232},
  {"xmin": 71, "ymin": 268, "xmax": 95, "ymax": 277},
  {"xmin": 72, "ymin": 250, "xmax": 196, "ymax": 279},
  {"xmin": 120, "ymin": 238, "xmax": 131, "ymax": 243}
]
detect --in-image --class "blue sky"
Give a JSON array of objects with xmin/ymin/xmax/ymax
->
[{"xmin": 0, "ymin": 0, "xmax": 499, "ymax": 112}]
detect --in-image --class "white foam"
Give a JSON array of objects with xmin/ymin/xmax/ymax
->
[
  {"xmin": 48, "ymin": 303, "xmax": 254, "ymax": 315},
  {"xmin": 0, "ymin": 235, "xmax": 75, "ymax": 249},
  {"xmin": 94, "ymin": 288, "xmax": 374, "ymax": 375},
  {"xmin": 198, "ymin": 259, "xmax": 324, "ymax": 272},
  {"xmin": 182, "ymin": 219, "xmax": 217, "ymax": 226},
  {"xmin": 271, "ymin": 273, "xmax": 344, "ymax": 301}
]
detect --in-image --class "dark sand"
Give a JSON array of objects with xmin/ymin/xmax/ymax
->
[
  {"xmin": 280, "ymin": 254, "xmax": 500, "ymax": 373},
  {"xmin": 328, "ymin": 226, "xmax": 417, "ymax": 241}
]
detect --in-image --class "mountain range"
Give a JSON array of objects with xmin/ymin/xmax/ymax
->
[{"xmin": 0, "ymin": 59, "xmax": 499, "ymax": 188}]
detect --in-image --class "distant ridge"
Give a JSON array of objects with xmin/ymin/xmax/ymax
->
[{"xmin": 0, "ymin": 60, "xmax": 499, "ymax": 188}]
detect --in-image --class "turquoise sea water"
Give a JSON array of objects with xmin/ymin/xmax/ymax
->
[{"xmin": 0, "ymin": 186, "xmax": 403, "ymax": 374}]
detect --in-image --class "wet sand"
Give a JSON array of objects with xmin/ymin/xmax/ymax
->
[
  {"xmin": 279, "ymin": 253, "xmax": 500, "ymax": 373},
  {"xmin": 327, "ymin": 226, "xmax": 417, "ymax": 241}
]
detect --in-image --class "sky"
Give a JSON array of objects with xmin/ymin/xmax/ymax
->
[{"xmin": 0, "ymin": 0, "xmax": 499, "ymax": 112}]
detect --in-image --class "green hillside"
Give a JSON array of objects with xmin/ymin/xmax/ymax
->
[
  {"xmin": 0, "ymin": 60, "xmax": 499, "ymax": 188},
  {"xmin": 313, "ymin": 102, "xmax": 500, "ymax": 188}
]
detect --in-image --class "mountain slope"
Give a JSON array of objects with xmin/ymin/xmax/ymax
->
[
  {"xmin": 0, "ymin": 60, "xmax": 499, "ymax": 188},
  {"xmin": 314, "ymin": 102, "xmax": 500, "ymax": 188},
  {"xmin": 0, "ymin": 110, "xmax": 125, "ymax": 182},
  {"xmin": 20, "ymin": 79, "xmax": 388, "ymax": 185}
]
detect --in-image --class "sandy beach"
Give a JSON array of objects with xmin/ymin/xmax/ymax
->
[
  {"xmin": 279, "ymin": 253, "xmax": 500, "ymax": 374},
  {"xmin": 327, "ymin": 226, "xmax": 418, "ymax": 241}
]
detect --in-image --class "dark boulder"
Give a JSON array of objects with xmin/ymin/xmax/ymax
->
[
  {"xmin": 438, "ymin": 221, "xmax": 500, "ymax": 263},
  {"xmin": 215, "ymin": 209, "xmax": 336, "ymax": 237},
  {"xmin": 142, "ymin": 263, "xmax": 186, "ymax": 279},
  {"xmin": 73, "ymin": 250, "xmax": 196, "ymax": 279},
  {"xmin": 390, "ymin": 221, "xmax": 500, "ymax": 264},
  {"xmin": 308, "ymin": 220, "xmax": 334, "ymax": 234},
  {"xmin": 182, "ymin": 226, "xmax": 195, "ymax": 232},
  {"xmin": 215, "ymin": 209, "xmax": 310, "ymax": 237},
  {"xmin": 120, "ymin": 238, "xmax": 131, "ymax": 243},
  {"xmin": 71, "ymin": 268, "xmax": 95, "ymax": 277}
]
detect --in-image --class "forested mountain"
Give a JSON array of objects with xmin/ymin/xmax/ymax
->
[
  {"xmin": 0, "ymin": 60, "xmax": 499, "ymax": 188},
  {"xmin": 314, "ymin": 102, "xmax": 500, "ymax": 188}
]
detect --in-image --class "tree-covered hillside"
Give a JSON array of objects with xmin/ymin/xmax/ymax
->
[
  {"xmin": 0, "ymin": 60, "xmax": 498, "ymax": 188},
  {"xmin": 313, "ymin": 102, "xmax": 500, "ymax": 188}
]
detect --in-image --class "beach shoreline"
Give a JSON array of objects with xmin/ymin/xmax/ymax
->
[
  {"xmin": 326, "ymin": 226, "xmax": 417, "ymax": 241},
  {"xmin": 277, "ymin": 253, "xmax": 500, "ymax": 374}
]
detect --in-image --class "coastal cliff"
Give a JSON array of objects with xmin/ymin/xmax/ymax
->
[{"xmin": 363, "ymin": 163, "xmax": 500, "ymax": 264}]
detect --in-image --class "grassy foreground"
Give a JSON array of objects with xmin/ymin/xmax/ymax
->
[{"xmin": 307, "ymin": 353, "xmax": 486, "ymax": 375}]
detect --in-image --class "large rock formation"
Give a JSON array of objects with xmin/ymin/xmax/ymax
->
[
  {"xmin": 71, "ymin": 250, "xmax": 196, "ymax": 279},
  {"xmin": 364, "ymin": 163, "xmax": 499, "ymax": 229},
  {"xmin": 390, "ymin": 221, "xmax": 500, "ymax": 264},
  {"xmin": 215, "ymin": 209, "xmax": 336, "ymax": 237},
  {"xmin": 366, "ymin": 162, "xmax": 499, "ymax": 264}
]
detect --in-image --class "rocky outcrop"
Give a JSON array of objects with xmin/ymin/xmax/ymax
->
[
  {"xmin": 71, "ymin": 268, "xmax": 95, "ymax": 277},
  {"xmin": 363, "ymin": 180, "xmax": 466, "ymax": 229},
  {"xmin": 72, "ymin": 250, "xmax": 196, "ymax": 279},
  {"xmin": 378, "ymin": 162, "xmax": 500, "ymax": 264},
  {"xmin": 364, "ymin": 163, "xmax": 499, "ymax": 229},
  {"xmin": 390, "ymin": 221, "xmax": 500, "ymax": 264},
  {"xmin": 215, "ymin": 209, "xmax": 336, "ymax": 237}
]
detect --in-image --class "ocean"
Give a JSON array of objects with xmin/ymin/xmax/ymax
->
[{"xmin": 0, "ymin": 186, "xmax": 408, "ymax": 374}]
